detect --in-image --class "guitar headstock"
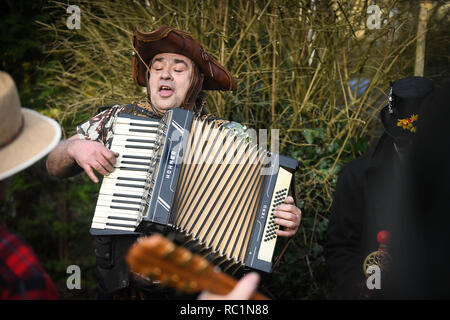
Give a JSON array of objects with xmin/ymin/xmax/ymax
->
[{"xmin": 126, "ymin": 233, "xmax": 219, "ymax": 294}]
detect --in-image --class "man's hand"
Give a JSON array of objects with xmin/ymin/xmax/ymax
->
[
  {"xmin": 198, "ymin": 272, "xmax": 260, "ymax": 300},
  {"xmin": 274, "ymin": 196, "xmax": 302, "ymax": 237},
  {"xmin": 67, "ymin": 139, "xmax": 119, "ymax": 183}
]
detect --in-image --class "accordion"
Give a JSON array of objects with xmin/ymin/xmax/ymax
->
[{"xmin": 90, "ymin": 108, "xmax": 298, "ymax": 272}]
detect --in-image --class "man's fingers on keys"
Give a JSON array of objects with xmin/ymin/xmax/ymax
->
[
  {"xmin": 99, "ymin": 155, "xmax": 115, "ymax": 173},
  {"xmin": 102, "ymin": 148, "xmax": 119, "ymax": 166},
  {"xmin": 92, "ymin": 160, "xmax": 110, "ymax": 176}
]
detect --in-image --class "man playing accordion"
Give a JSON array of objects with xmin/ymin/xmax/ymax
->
[{"xmin": 46, "ymin": 25, "xmax": 301, "ymax": 299}]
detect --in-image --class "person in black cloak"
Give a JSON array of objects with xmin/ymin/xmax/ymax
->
[
  {"xmin": 324, "ymin": 76, "xmax": 436, "ymax": 299},
  {"xmin": 387, "ymin": 77, "xmax": 450, "ymax": 299}
]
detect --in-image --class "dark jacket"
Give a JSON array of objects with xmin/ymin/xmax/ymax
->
[{"xmin": 324, "ymin": 133, "xmax": 402, "ymax": 299}]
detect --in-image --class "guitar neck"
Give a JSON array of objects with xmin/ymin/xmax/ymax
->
[{"xmin": 126, "ymin": 234, "xmax": 269, "ymax": 300}]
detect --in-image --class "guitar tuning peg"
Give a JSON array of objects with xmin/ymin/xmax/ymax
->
[
  {"xmin": 188, "ymin": 280, "xmax": 198, "ymax": 292},
  {"xmin": 178, "ymin": 250, "xmax": 193, "ymax": 266},
  {"xmin": 162, "ymin": 242, "xmax": 176, "ymax": 259},
  {"xmin": 170, "ymin": 274, "xmax": 180, "ymax": 283},
  {"xmin": 152, "ymin": 267, "xmax": 162, "ymax": 277},
  {"xmin": 177, "ymin": 279, "xmax": 199, "ymax": 293},
  {"xmin": 160, "ymin": 274, "xmax": 177, "ymax": 287},
  {"xmin": 194, "ymin": 258, "xmax": 209, "ymax": 274}
]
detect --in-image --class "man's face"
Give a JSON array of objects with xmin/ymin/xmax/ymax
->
[{"xmin": 148, "ymin": 53, "xmax": 193, "ymax": 113}]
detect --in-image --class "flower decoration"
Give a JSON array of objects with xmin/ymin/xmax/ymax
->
[{"xmin": 397, "ymin": 114, "xmax": 418, "ymax": 133}]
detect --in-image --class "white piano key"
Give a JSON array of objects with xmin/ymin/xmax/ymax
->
[
  {"xmin": 116, "ymin": 117, "xmax": 159, "ymax": 126},
  {"xmin": 105, "ymin": 169, "xmax": 148, "ymax": 180},
  {"xmin": 91, "ymin": 222, "xmax": 136, "ymax": 231},
  {"xmin": 103, "ymin": 175, "xmax": 148, "ymax": 185},
  {"xmin": 96, "ymin": 190, "xmax": 143, "ymax": 200},
  {"xmin": 92, "ymin": 219, "xmax": 137, "ymax": 228},
  {"xmin": 99, "ymin": 184, "xmax": 145, "ymax": 197},
  {"xmin": 94, "ymin": 205, "xmax": 140, "ymax": 216},
  {"xmin": 101, "ymin": 176, "xmax": 146, "ymax": 187},
  {"xmin": 92, "ymin": 212, "xmax": 139, "ymax": 222},
  {"xmin": 110, "ymin": 145, "xmax": 155, "ymax": 156},
  {"xmin": 112, "ymin": 146, "xmax": 155, "ymax": 154},
  {"xmin": 114, "ymin": 127, "xmax": 158, "ymax": 137},
  {"xmin": 114, "ymin": 156, "xmax": 151, "ymax": 168},
  {"xmin": 111, "ymin": 134, "xmax": 157, "ymax": 143},
  {"xmin": 111, "ymin": 141, "xmax": 156, "ymax": 150},
  {"xmin": 113, "ymin": 164, "xmax": 149, "ymax": 172},
  {"xmin": 97, "ymin": 188, "xmax": 145, "ymax": 199},
  {"xmin": 96, "ymin": 194, "xmax": 142, "ymax": 203},
  {"xmin": 115, "ymin": 155, "xmax": 153, "ymax": 164},
  {"xmin": 95, "ymin": 198, "xmax": 141, "ymax": 210}
]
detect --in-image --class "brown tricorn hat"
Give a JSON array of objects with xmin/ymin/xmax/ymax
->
[{"xmin": 132, "ymin": 25, "xmax": 237, "ymax": 91}]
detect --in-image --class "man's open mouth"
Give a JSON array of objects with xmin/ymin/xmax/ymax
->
[{"xmin": 159, "ymin": 85, "xmax": 174, "ymax": 97}]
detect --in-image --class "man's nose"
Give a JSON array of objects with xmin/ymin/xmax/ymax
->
[{"xmin": 161, "ymin": 68, "xmax": 173, "ymax": 80}]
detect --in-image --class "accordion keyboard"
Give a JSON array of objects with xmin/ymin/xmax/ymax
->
[
  {"xmin": 257, "ymin": 166, "xmax": 292, "ymax": 262},
  {"xmin": 90, "ymin": 115, "xmax": 159, "ymax": 234}
]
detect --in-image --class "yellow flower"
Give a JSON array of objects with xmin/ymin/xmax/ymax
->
[{"xmin": 396, "ymin": 114, "xmax": 418, "ymax": 133}]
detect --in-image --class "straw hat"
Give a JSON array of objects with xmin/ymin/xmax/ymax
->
[{"xmin": 0, "ymin": 71, "xmax": 61, "ymax": 180}]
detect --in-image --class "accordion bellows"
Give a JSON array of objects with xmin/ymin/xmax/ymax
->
[
  {"xmin": 91, "ymin": 108, "xmax": 298, "ymax": 272},
  {"xmin": 171, "ymin": 116, "xmax": 266, "ymax": 263}
]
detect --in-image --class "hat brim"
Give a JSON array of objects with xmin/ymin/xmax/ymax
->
[
  {"xmin": 0, "ymin": 108, "xmax": 61, "ymax": 180},
  {"xmin": 380, "ymin": 105, "xmax": 415, "ymax": 140}
]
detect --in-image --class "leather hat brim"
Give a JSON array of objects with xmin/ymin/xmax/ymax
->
[{"xmin": 132, "ymin": 25, "xmax": 237, "ymax": 91}]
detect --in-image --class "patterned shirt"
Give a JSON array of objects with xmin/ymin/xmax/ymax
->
[
  {"xmin": 0, "ymin": 225, "xmax": 58, "ymax": 299},
  {"xmin": 77, "ymin": 103, "xmax": 249, "ymax": 147}
]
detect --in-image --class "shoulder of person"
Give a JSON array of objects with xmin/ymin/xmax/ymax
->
[
  {"xmin": 95, "ymin": 103, "xmax": 128, "ymax": 116},
  {"xmin": 338, "ymin": 133, "xmax": 394, "ymax": 179}
]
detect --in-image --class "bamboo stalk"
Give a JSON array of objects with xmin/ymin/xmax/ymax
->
[
  {"xmin": 414, "ymin": 1, "xmax": 433, "ymax": 77},
  {"xmin": 271, "ymin": 1, "xmax": 277, "ymax": 123}
]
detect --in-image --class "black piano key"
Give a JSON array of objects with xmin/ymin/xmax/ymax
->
[
  {"xmin": 106, "ymin": 222, "xmax": 136, "ymax": 228},
  {"xmin": 119, "ymin": 167, "xmax": 148, "ymax": 172},
  {"xmin": 125, "ymin": 138, "xmax": 156, "ymax": 143},
  {"xmin": 122, "ymin": 155, "xmax": 152, "ymax": 160},
  {"xmin": 107, "ymin": 216, "xmax": 138, "ymax": 222},
  {"xmin": 124, "ymin": 145, "xmax": 154, "ymax": 150},
  {"xmin": 110, "ymin": 205, "xmax": 140, "ymax": 211},
  {"xmin": 111, "ymin": 199, "xmax": 141, "ymax": 205},
  {"xmin": 129, "ymin": 122, "xmax": 158, "ymax": 128},
  {"xmin": 112, "ymin": 193, "xmax": 142, "ymax": 199},
  {"xmin": 129, "ymin": 128, "xmax": 157, "ymax": 133},
  {"xmin": 117, "ymin": 177, "xmax": 147, "ymax": 182},
  {"xmin": 120, "ymin": 161, "xmax": 151, "ymax": 166},
  {"xmin": 115, "ymin": 183, "xmax": 145, "ymax": 188}
]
